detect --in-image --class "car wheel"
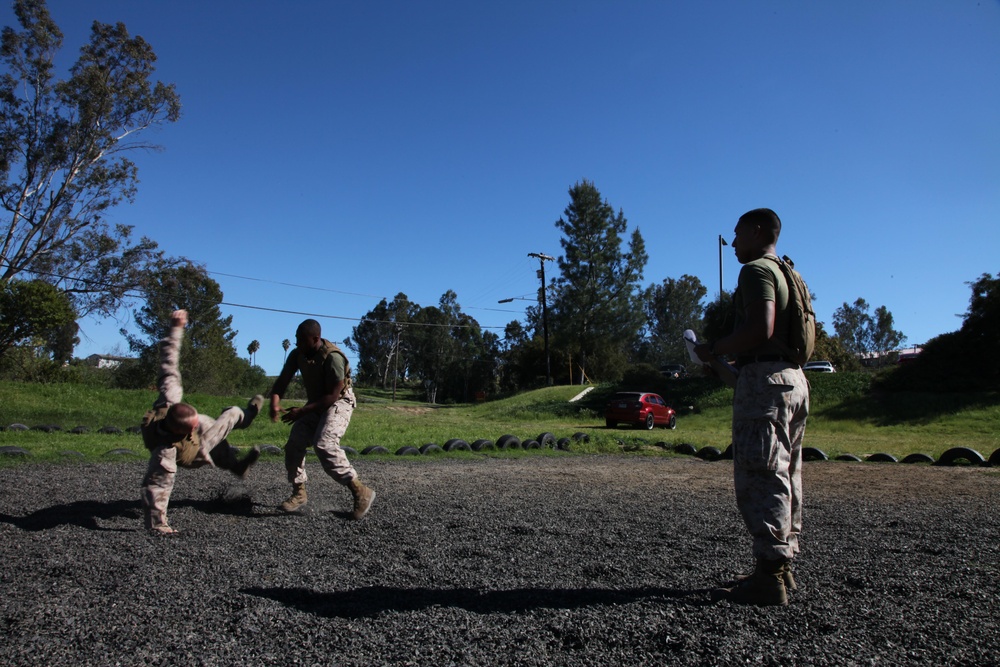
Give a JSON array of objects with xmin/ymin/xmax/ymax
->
[
  {"xmin": 667, "ymin": 415, "xmax": 677, "ymax": 430},
  {"xmin": 643, "ymin": 414, "xmax": 654, "ymax": 430}
]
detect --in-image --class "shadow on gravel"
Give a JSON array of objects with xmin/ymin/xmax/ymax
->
[
  {"xmin": 0, "ymin": 490, "xmax": 255, "ymax": 531},
  {"xmin": 243, "ymin": 584, "xmax": 712, "ymax": 618},
  {"xmin": 0, "ymin": 499, "xmax": 141, "ymax": 531}
]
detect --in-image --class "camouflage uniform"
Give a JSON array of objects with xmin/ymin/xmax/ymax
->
[
  {"xmin": 140, "ymin": 325, "xmax": 258, "ymax": 532},
  {"xmin": 732, "ymin": 360, "xmax": 809, "ymax": 560},
  {"xmin": 282, "ymin": 340, "xmax": 359, "ymax": 486}
]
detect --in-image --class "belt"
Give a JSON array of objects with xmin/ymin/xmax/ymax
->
[{"xmin": 736, "ymin": 354, "xmax": 793, "ymax": 368}]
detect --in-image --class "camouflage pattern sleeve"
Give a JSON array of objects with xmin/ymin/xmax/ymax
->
[{"xmin": 152, "ymin": 325, "xmax": 185, "ymax": 408}]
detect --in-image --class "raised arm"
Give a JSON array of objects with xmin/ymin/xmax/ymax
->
[{"xmin": 152, "ymin": 310, "xmax": 188, "ymax": 409}]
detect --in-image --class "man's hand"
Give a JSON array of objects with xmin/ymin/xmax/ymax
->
[
  {"xmin": 170, "ymin": 310, "xmax": 188, "ymax": 329},
  {"xmin": 280, "ymin": 406, "xmax": 304, "ymax": 424},
  {"xmin": 694, "ymin": 343, "xmax": 714, "ymax": 363},
  {"xmin": 270, "ymin": 395, "xmax": 284, "ymax": 423}
]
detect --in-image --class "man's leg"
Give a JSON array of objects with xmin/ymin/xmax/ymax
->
[
  {"xmin": 787, "ymin": 392, "xmax": 809, "ymax": 557},
  {"xmin": 279, "ymin": 415, "xmax": 316, "ymax": 511},
  {"xmin": 199, "ymin": 399, "xmax": 263, "ymax": 476},
  {"xmin": 312, "ymin": 400, "xmax": 357, "ymax": 484},
  {"xmin": 141, "ymin": 446, "xmax": 178, "ymax": 534},
  {"xmin": 716, "ymin": 363, "xmax": 805, "ymax": 605},
  {"xmin": 312, "ymin": 395, "xmax": 375, "ymax": 520}
]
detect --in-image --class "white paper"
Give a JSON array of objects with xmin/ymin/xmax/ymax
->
[
  {"xmin": 683, "ymin": 328, "xmax": 739, "ymax": 388},
  {"xmin": 683, "ymin": 329, "xmax": 702, "ymax": 364}
]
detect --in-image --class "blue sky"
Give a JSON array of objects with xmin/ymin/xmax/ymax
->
[{"xmin": 5, "ymin": 1, "xmax": 998, "ymax": 375}]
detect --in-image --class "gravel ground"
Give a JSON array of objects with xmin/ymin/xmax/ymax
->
[{"xmin": 0, "ymin": 455, "xmax": 997, "ymax": 666}]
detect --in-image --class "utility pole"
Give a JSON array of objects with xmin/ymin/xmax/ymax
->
[
  {"xmin": 529, "ymin": 252, "xmax": 555, "ymax": 386},
  {"xmin": 391, "ymin": 323, "xmax": 402, "ymax": 402},
  {"xmin": 718, "ymin": 234, "xmax": 728, "ymax": 297}
]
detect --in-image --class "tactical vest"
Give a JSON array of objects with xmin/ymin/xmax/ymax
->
[
  {"xmin": 298, "ymin": 339, "xmax": 352, "ymax": 402},
  {"xmin": 141, "ymin": 406, "xmax": 202, "ymax": 466}
]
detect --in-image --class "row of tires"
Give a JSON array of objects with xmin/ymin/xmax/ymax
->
[
  {"xmin": 277, "ymin": 432, "xmax": 593, "ymax": 457},
  {"xmin": 3, "ymin": 430, "xmax": 997, "ymax": 468},
  {"xmin": 671, "ymin": 442, "xmax": 1000, "ymax": 467},
  {"xmin": 2, "ymin": 423, "xmax": 139, "ymax": 434}
]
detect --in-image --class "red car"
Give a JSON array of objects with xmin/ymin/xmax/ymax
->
[{"xmin": 605, "ymin": 392, "xmax": 677, "ymax": 430}]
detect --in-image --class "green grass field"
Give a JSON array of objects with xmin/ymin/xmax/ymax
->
[{"xmin": 1, "ymin": 376, "xmax": 999, "ymax": 465}]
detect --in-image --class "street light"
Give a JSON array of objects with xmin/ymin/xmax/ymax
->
[
  {"xmin": 718, "ymin": 234, "xmax": 728, "ymax": 297},
  {"xmin": 498, "ymin": 251, "xmax": 555, "ymax": 386}
]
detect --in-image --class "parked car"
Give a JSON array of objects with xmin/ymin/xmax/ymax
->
[
  {"xmin": 659, "ymin": 364, "xmax": 687, "ymax": 379},
  {"xmin": 803, "ymin": 360, "xmax": 835, "ymax": 373},
  {"xmin": 605, "ymin": 392, "xmax": 677, "ymax": 430}
]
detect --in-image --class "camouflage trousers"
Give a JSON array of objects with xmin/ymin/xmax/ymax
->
[
  {"xmin": 141, "ymin": 405, "xmax": 254, "ymax": 531},
  {"xmin": 732, "ymin": 361, "xmax": 810, "ymax": 561},
  {"xmin": 285, "ymin": 389, "xmax": 357, "ymax": 486}
]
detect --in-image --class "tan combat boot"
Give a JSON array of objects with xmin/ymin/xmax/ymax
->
[
  {"xmin": 280, "ymin": 483, "xmax": 308, "ymax": 512},
  {"xmin": 232, "ymin": 446, "xmax": 261, "ymax": 479},
  {"xmin": 348, "ymin": 478, "xmax": 375, "ymax": 520},
  {"xmin": 242, "ymin": 394, "xmax": 265, "ymax": 427},
  {"xmin": 714, "ymin": 558, "xmax": 788, "ymax": 606},
  {"xmin": 729, "ymin": 560, "xmax": 797, "ymax": 591}
]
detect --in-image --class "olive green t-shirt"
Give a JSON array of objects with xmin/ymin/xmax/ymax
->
[
  {"xmin": 733, "ymin": 255, "xmax": 791, "ymax": 357},
  {"xmin": 286, "ymin": 341, "xmax": 347, "ymax": 403}
]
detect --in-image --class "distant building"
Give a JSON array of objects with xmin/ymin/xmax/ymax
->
[
  {"xmin": 85, "ymin": 354, "xmax": 132, "ymax": 369},
  {"xmin": 858, "ymin": 346, "xmax": 923, "ymax": 367}
]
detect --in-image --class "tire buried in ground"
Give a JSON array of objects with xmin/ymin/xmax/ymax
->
[
  {"xmin": 989, "ymin": 448, "xmax": 1000, "ymax": 467},
  {"xmin": 444, "ymin": 439, "xmax": 472, "ymax": 452},
  {"xmin": 556, "ymin": 438, "xmax": 571, "ymax": 451},
  {"xmin": 835, "ymin": 453, "xmax": 862, "ymax": 462},
  {"xmin": 396, "ymin": 446, "xmax": 420, "ymax": 456},
  {"xmin": 495, "ymin": 434, "xmax": 520, "ymax": 450},
  {"xmin": 901, "ymin": 453, "xmax": 935, "ymax": 464},
  {"xmin": 471, "ymin": 439, "xmax": 493, "ymax": 451},
  {"xmin": 0, "ymin": 446, "xmax": 30, "ymax": 457},
  {"xmin": 523, "ymin": 439, "xmax": 541, "ymax": 449},
  {"xmin": 537, "ymin": 432, "xmax": 556, "ymax": 448},
  {"xmin": 673, "ymin": 442, "xmax": 697, "ymax": 456},
  {"xmin": 802, "ymin": 446, "xmax": 828, "ymax": 461},
  {"xmin": 361, "ymin": 445, "xmax": 389, "ymax": 455},
  {"xmin": 935, "ymin": 447, "xmax": 986, "ymax": 466},
  {"xmin": 572, "ymin": 432, "xmax": 590, "ymax": 443},
  {"xmin": 866, "ymin": 453, "xmax": 897, "ymax": 463},
  {"xmin": 419, "ymin": 443, "xmax": 443, "ymax": 454},
  {"xmin": 695, "ymin": 446, "xmax": 722, "ymax": 461}
]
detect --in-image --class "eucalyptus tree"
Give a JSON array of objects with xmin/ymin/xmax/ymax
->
[
  {"xmin": 345, "ymin": 292, "xmax": 418, "ymax": 388},
  {"xmin": 0, "ymin": 0, "xmax": 181, "ymax": 318}
]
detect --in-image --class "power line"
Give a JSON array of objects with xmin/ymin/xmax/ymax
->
[
  {"xmin": 1, "ymin": 263, "xmax": 505, "ymax": 330},
  {"xmin": 207, "ymin": 270, "xmax": 387, "ymax": 300}
]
